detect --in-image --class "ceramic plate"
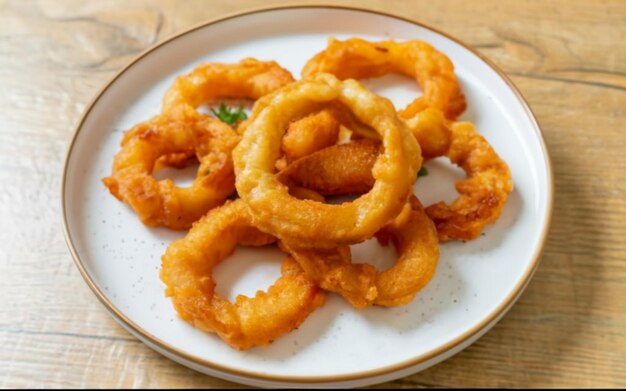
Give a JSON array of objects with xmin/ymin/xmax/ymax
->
[{"xmin": 62, "ymin": 5, "xmax": 553, "ymax": 388}]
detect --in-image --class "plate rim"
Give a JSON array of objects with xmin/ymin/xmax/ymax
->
[{"xmin": 61, "ymin": 3, "xmax": 554, "ymax": 385}]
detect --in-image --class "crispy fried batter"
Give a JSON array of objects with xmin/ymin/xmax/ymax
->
[
  {"xmin": 278, "ymin": 139, "xmax": 379, "ymax": 195},
  {"xmin": 302, "ymin": 37, "xmax": 466, "ymax": 120},
  {"xmin": 160, "ymin": 200, "xmax": 326, "ymax": 350},
  {"xmin": 278, "ymin": 116, "xmax": 511, "ymax": 241},
  {"xmin": 162, "ymin": 58, "xmax": 295, "ymax": 118},
  {"xmin": 425, "ymin": 122, "xmax": 513, "ymax": 241},
  {"xmin": 404, "ymin": 107, "xmax": 452, "ymax": 159},
  {"xmin": 274, "ymin": 107, "xmax": 451, "ymax": 198},
  {"xmin": 102, "ymin": 114, "xmax": 238, "ymax": 230},
  {"xmin": 277, "ymin": 101, "xmax": 382, "ymax": 171},
  {"xmin": 282, "ymin": 109, "xmax": 341, "ymax": 162},
  {"xmin": 284, "ymin": 197, "xmax": 439, "ymax": 308},
  {"xmin": 105, "ymin": 59, "xmax": 295, "ymax": 229}
]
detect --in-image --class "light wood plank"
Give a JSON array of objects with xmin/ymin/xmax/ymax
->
[{"xmin": 1, "ymin": 0, "xmax": 624, "ymax": 388}]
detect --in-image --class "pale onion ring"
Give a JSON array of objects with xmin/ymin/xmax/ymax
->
[{"xmin": 233, "ymin": 73, "xmax": 421, "ymax": 248}]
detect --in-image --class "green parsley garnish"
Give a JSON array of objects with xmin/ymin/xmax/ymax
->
[
  {"xmin": 417, "ymin": 166, "xmax": 429, "ymax": 177},
  {"xmin": 210, "ymin": 103, "xmax": 247, "ymax": 125}
]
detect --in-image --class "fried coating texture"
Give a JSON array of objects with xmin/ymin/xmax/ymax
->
[
  {"xmin": 162, "ymin": 58, "xmax": 295, "ymax": 117},
  {"xmin": 282, "ymin": 109, "xmax": 341, "ymax": 162},
  {"xmin": 302, "ymin": 37, "xmax": 466, "ymax": 120},
  {"xmin": 104, "ymin": 59, "xmax": 296, "ymax": 229},
  {"xmin": 276, "ymin": 101, "xmax": 383, "ymax": 171},
  {"xmin": 102, "ymin": 114, "xmax": 239, "ymax": 230},
  {"xmin": 425, "ymin": 122, "xmax": 513, "ymax": 241},
  {"xmin": 160, "ymin": 200, "xmax": 326, "ymax": 350},
  {"xmin": 281, "ymin": 117, "xmax": 512, "ymax": 241},
  {"xmin": 278, "ymin": 139, "xmax": 380, "ymax": 195},
  {"xmin": 101, "ymin": 43, "xmax": 513, "ymax": 349},
  {"xmin": 352, "ymin": 107, "xmax": 452, "ymax": 159},
  {"xmin": 275, "ymin": 107, "xmax": 451, "ymax": 198},
  {"xmin": 283, "ymin": 197, "xmax": 439, "ymax": 308},
  {"xmin": 404, "ymin": 107, "xmax": 452, "ymax": 159},
  {"xmin": 233, "ymin": 73, "xmax": 421, "ymax": 248}
]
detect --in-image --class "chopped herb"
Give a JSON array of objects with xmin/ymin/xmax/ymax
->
[
  {"xmin": 417, "ymin": 166, "xmax": 429, "ymax": 177},
  {"xmin": 210, "ymin": 103, "xmax": 247, "ymax": 125}
]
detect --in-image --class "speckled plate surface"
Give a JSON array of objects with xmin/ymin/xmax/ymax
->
[{"xmin": 62, "ymin": 5, "xmax": 553, "ymax": 388}]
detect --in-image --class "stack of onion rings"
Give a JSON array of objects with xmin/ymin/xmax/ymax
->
[
  {"xmin": 296, "ymin": 38, "xmax": 512, "ymax": 240},
  {"xmin": 101, "ymin": 37, "xmax": 513, "ymax": 350}
]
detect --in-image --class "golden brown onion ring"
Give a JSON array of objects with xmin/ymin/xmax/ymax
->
[
  {"xmin": 162, "ymin": 58, "xmax": 295, "ymax": 118},
  {"xmin": 283, "ymin": 197, "xmax": 439, "ymax": 308},
  {"xmin": 160, "ymin": 200, "xmax": 326, "ymax": 350},
  {"xmin": 233, "ymin": 73, "xmax": 421, "ymax": 248},
  {"xmin": 102, "ymin": 114, "xmax": 238, "ymax": 230},
  {"xmin": 425, "ymin": 121, "xmax": 513, "ymax": 241},
  {"xmin": 302, "ymin": 37, "xmax": 466, "ymax": 120}
]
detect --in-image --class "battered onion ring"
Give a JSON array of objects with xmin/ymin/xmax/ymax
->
[
  {"xmin": 302, "ymin": 37, "xmax": 466, "ymax": 120},
  {"xmin": 102, "ymin": 114, "xmax": 238, "ymax": 230},
  {"xmin": 162, "ymin": 58, "xmax": 295, "ymax": 118},
  {"xmin": 425, "ymin": 121, "xmax": 513, "ymax": 241},
  {"xmin": 233, "ymin": 73, "xmax": 421, "ymax": 248},
  {"xmin": 160, "ymin": 200, "xmax": 326, "ymax": 350},
  {"xmin": 283, "ymin": 197, "xmax": 439, "ymax": 309}
]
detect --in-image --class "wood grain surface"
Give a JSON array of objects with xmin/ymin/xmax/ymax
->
[{"xmin": 1, "ymin": 0, "xmax": 625, "ymax": 388}]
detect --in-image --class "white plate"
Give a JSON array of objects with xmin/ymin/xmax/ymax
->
[{"xmin": 62, "ymin": 5, "xmax": 553, "ymax": 389}]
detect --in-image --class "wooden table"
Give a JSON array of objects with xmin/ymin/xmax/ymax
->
[{"xmin": 1, "ymin": 0, "xmax": 625, "ymax": 388}]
